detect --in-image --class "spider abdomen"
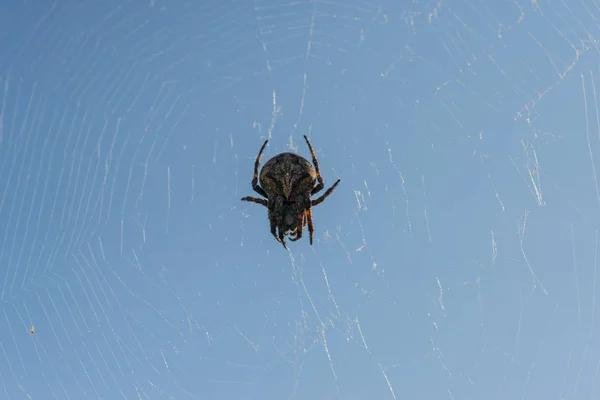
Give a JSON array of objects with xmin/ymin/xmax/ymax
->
[{"xmin": 259, "ymin": 153, "xmax": 316, "ymax": 199}]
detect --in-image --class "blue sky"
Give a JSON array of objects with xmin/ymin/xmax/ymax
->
[{"xmin": 1, "ymin": 0, "xmax": 599, "ymax": 399}]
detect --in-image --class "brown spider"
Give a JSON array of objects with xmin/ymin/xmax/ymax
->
[{"xmin": 241, "ymin": 135, "xmax": 340, "ymax": 249}]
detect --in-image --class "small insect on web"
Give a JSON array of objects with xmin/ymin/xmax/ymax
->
[{"xmin": 241, "ymin": 135, "xmax": 341, "ymax": 249}]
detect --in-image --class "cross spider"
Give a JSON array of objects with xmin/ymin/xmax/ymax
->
[{"xmin": 241, "ymin": 135, "xmax": 340, "ymax": 249}]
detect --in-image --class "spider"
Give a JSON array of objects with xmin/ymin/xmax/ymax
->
[{"xmin": 241, "ymin": 135, "xmax": 340, "ymax": 249}]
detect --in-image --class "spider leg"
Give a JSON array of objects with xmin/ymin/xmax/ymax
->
[
  {"xmin": 278, "ymin": 226, "xmax": 288, "ymax": 249},
  {"xmin": 251, "ymin": 140, "xmax": 269, "ymax": 198},
  {"xmin": 270, "ymin": 218, "xmax": 277, "ymax": 238},
  {"xmin": 289, "ymin": 230, "xmax": 301, "ymax": 241},
  {"xmin": 289, "ymin": 212, "xmax": 305, "ymax": 242},
  {"xmin": 306, "ymin": 208, "xmax": 314, "ymax": 245},
  {"xmin": 268, "ymin": 214, "xmax": 288, "ymax": 249},
  {"xmin": 312, "ymin": 178, "xmax": 341, "ymax": 207},
  {"xmin": 288, "ymin": 226, "xmax": 299, "ymax": 240},
  {"xmin": 241, "ymin": 196, "xmax": 268, "ymax": 207},
  {"xmin": 303, "ymin": 135, "xmax": 325, "ymax": 195}
]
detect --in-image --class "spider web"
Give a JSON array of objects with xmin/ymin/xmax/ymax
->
[{"xmin": 0, "ymin": 0, "xmax": 599, "ymax": 398}]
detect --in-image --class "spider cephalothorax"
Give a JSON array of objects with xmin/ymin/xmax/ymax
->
[{"xmin": 241, "ymin": 135, "xmax": 340, "ymax": 249}]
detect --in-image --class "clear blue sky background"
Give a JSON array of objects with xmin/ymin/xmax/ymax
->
[{"xmin": 0, "ymin": 1, "xmax": 598, "ymax": 399}]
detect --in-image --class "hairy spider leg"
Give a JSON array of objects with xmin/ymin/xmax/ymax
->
[
  {"xmin": 251, "ymin": 139, "xmax": 269, "ymax": 198},
  {"xmin": 269, "ymin": 219, "xmax": 277, "ymax": 237},
  {"xmin": 278, "ymin": 225, "xmax": 288, "ymax": 249},
  {"xmin": 241, "ymin": 196, "xmax": 267, "ymax": 206},
  {"xmin": 268, "ymin": 211, "xmax": 288, "ymax": 249},
  {"xmin": 270, "ymin": 217, "xmax": 284, "ymax": 246},
  {"xmin": 306, "ymin": 208, "xmax": 314, "ymax": 245},
  {"xmin": 303, "ymin": 135, "xmax": 326, "ymax": 195},
  {"xmin": 289, "ymin": 229, "xmax": 302, "ymax": 241},
  {"xmin": 289, "ymin": 211, "xmax": 306, "ymax": 242},
  {"xmin": 312, "ymin": 178, "xmax": 341, "ymax": 207}
]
